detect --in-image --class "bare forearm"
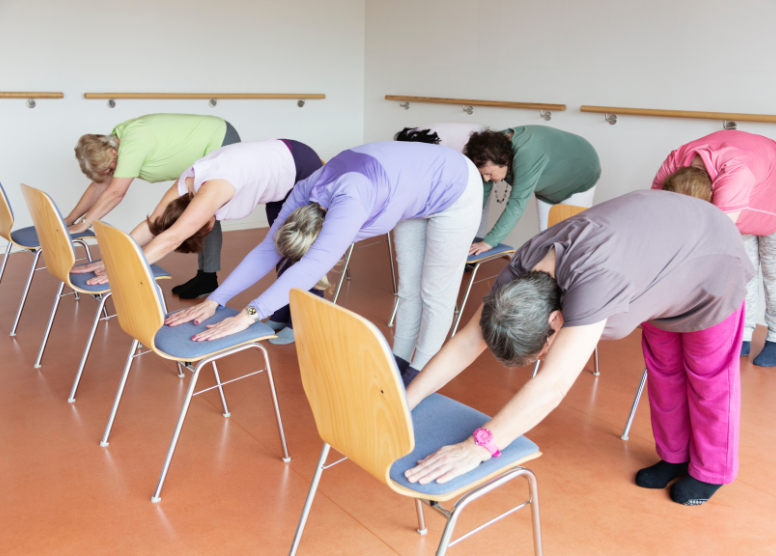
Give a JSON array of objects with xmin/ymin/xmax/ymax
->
[
  {"xmin": 142, "ymin": 233, "xmax": 186, "ymax": 265},
  {"xmin": 130, "ymin": 220, "xmax": 155, "ymax": 248},
  {"xmin": 65, "ymin": 181, "xmax": 108, "ymax": 224}
]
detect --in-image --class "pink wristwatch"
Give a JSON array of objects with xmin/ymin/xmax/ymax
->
[{"xmin": 473, "ymin": 428, "xmax": 501, "ymax": 457}]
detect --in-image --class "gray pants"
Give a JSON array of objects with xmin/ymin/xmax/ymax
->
[
  {"xmin": 198, "ymin": 120, "xmax": 241, "ymax": 272},
  {"xmin": 743, "ymin": 232, "xmax": 776, "ymax": 342},
  {"xmin": 392, "ymin": 158, "xmax": 482, "ymax": 370}
]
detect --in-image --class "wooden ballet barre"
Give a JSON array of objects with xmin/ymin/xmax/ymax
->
[
  {"xmin": 84, "ymin": 93, "xmax": 325, "ymax": 100},
  {"xmin": 386, "ymin": 95, "xmax": 566, "ymax": 112},
  {"xmin": 0, "ymin": 92, "xmax": 63, "ymax": 98},
  {"xmin": 580, "ymin": 105, "xmax": 776, "ymax": 124}
]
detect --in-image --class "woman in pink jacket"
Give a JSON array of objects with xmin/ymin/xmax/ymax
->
[{"xmin": 653, "ymin": 130, "xmax": 776, "ymax": 365}]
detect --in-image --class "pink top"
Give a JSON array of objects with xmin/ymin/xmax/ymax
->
[{"xmin": 652, "ymin": 130, "xmax": 776, "ymax": 236}]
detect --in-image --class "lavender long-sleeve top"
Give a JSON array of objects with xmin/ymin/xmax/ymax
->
[{"xmin": 207, "ymin": 141, "xmax": 471, "ymax": 318}]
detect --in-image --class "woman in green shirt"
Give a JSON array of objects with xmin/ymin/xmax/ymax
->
[
  {"xmin": 66, "ymin": 113, "xmax": 240, "ymax": 297},
  {"xmin": 465, "ymin": 127, "xmax": 601, "ymax": 255}
]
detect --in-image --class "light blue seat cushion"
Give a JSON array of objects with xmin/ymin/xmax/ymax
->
[
  {"xmin": 467, "ymin": 243, "xmax": 515, "ymax": 264},
  {"xmin": 69, "ymin": 261, "xmax": 170, "ymax": 293},
  {"xmin": 154, "ymin": 306, "xmax": 275, "ymax": 360},
  {"xmin": 389, "ymin": 393, "xmax": 539, "ymax": 496},
  {"xmin": 10, "ymin": 226, "xmax": 95, "ymax": 249}
]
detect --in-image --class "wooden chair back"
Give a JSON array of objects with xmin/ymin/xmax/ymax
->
[
  {"xmin": 547, "ymin": 204, "xmax": 587, "ymax": 228},
  {"xmin": 20, "ymin": 184, "xmax": 75, "ymax": 282},
  {"xmin": 0, "ymin": 182, "xmax": 14, "ymax": 242},
  {"xmin": 92, "ymin": 220, "xmax": 165, "ymax": 349},
  {"xmin": 289, "ymin": 289, "xmax": 414, "ymax": 486}
]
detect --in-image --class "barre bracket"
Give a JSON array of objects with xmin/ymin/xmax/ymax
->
[
  {"xmin": 723, "ymin": 120, "xmax": 737, "ymax": 130},
  {"xmin": 399, "ymin": 101, "xmax": 409, "ymax": 110},
  {"xmin": 107, "ymin": 99, "xmax": 116, "ymax": 108},
  {"xmin": 539, "ymin": 110, "xmax": 551, "ymax": 121},
  {"xmin": 26, "ymin": 99, "xmax": 36, "ymax": 109},
  {"xmin": 462, "ymin": 105, "xmax": 473, "ymax": 115},
  {"xmin": 605, "ymin": 113, "xmax": 617, "ymax": 125}
]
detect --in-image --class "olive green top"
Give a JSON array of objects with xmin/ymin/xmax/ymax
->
[{"xmin": 482, "ymin": 125, "xmax": 601, "ymax": 246}]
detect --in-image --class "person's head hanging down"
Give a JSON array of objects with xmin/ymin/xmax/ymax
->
[
  {"xmin": 273, "ymin": 203, "xmax": 331, "ymax": 291},
  {"xmin": 146, "ymin": 193, "xmax": 216, "ymax": 254},
  {"xmin": 74, "ymin": 134, "xmax": 119, "ymax": 183},
  {"xmin": 464, "ymin": 130, "xmax": 513, "ymax": 183},
  {"xmin": 662, "ymin": 166, "xmax": 713, "ymax": 202},
  {"xmin": 394, "ymin": 127, "xmax": 442, "ymax": 144}
]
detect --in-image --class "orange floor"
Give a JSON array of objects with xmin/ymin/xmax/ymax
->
[{"xmin": 1, "ymin": 228, "xmax": 775, "ymax": 556}]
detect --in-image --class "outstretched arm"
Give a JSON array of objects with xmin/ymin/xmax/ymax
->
[
  {"xmin": 129, "ymin": 182, "xmax": 184, "ymax": 247},
  {"xmin": 64, "ymin": 179, "xmax": 111, "ymax": 225},
  {"xmin": 68, "ymin": 176, "xmax": 134, "ymax": 233},
  {"xmin": 405, "ymin": 318, "xmax": 606, "ymax": 485}
]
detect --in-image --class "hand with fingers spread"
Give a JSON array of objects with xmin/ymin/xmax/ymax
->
[
  {"xmin": 71, "ymin": 260, "xmax": 105, "ymax": 274},
  {"xmin": 165, "ymin": 299, "xmax": 218, "ymax": 327},
  {"xmin": 191, "ymin": 309, "xmax": 253, "ymax": 342},
  {"xmin": 86, "ymin": 268, "xmax": 109, "ymax": 285},
  {"xmin": 404, "ymin": 438, "xmax": 491, "ymax": 485},
  {"xmin": 468, "ymin": 241, "xmax": 493, "ymax": 256}
]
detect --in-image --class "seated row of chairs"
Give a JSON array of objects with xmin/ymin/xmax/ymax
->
[{"xmin": 1, "ymin": 182, "xmax": 545, "ymax": 555}]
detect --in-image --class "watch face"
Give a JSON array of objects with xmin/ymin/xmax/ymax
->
[
  {"xmin": 246, "ymin": 306, "xmax": 258, "ymax": 317},
  {"xmin": 474, "ymin": 428, "xmax": 493, "ymax": 444}
]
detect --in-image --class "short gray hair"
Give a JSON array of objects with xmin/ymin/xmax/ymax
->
[{"xmin": 480, "ymin": 271, "xmax": 562, "ymax": 367}]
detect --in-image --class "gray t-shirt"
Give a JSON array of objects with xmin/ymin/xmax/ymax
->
[{"xmin": 491, "ymin": 190, "xmax": 754, "ymax": 340}]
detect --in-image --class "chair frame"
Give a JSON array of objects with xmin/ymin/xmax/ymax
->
[
  {"xmin": 332, "ymin": 233, "xmax": 397, "ymax": 305},
  {"xmin": 287, "ymin": 289, "xmax": 542, "ymax": 556},
  {"xmin": 92, "ymin": 220, "xmax": 290, "ymax": 502},
  {"xmin": 1, "ymin": 183, "xmax": 93, "ymax": 336}
]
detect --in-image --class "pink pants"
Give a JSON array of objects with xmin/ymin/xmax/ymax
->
[{"xmin": 641, "ymin": 303, "xmax": 744, "ymax": 484}]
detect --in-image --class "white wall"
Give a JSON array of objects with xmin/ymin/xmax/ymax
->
[
  {"xmin": 364, "ymin": 0, "xmax": 776, "ymax": 323},
  {"xmin": 0, "ymin": 0, "xmax": 365, "ymax": 237}
]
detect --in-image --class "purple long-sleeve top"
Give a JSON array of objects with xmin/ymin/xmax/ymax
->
[{"xmin": 207, "ymin": 141, "xmax": 470, "ymax": 318}]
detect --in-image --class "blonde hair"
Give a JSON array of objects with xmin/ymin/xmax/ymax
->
[
  {"xmin": 74, "ymin": 134, "xmax": 119, "ymax": 182},
  {"xmin": 274, "ymin": 203, "xmax": 332, "ymax": 290},
  {"xmin": 662, "ymin": 166, "xmax": 713, "ymax": 203}
]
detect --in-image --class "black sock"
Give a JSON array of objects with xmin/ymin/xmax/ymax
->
[
  {"xmin": 394, "ymin": 355, "xmax": 411, "ymax": 376},
  {"xmin": 178, "ymin": 272, "xmax": 218, "ymax": 299},
  {"xmin": 402, "ymin": 366, "xmax": 420, "ymax": 388},
  {"xmin": 172, "ymin": 271, "xmax": 204, "ymax": 295},
  {"xmin": 741, "ymin": 341, "xmax": 751, "ymax": 357},
  {"xmin": 670, "ymin": 475, "xmax": 722, "ymax": 506},
  {"xmin": 635, "ymin": 460, "xmax": 688, "ymax": 489}
]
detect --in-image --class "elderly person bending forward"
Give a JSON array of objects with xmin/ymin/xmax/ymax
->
[
  {"xmin": 653, "ymin": 129, "xmax": 776, "ymax": 365},
  {"xmin": 405, "ymin": 190, "xmax": 752, "ymax": 506},
  {"xmin": 166, "ymin": 141, "xmax": 482, "ymax": 366}
]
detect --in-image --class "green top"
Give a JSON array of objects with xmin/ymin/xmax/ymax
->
[
  {"xmin": 482, "ymin": 125, "xmax": 601, "ymax": 247},
  {"xmin": 112, "ymin": 114, "xmax": 227, "ymax": 183}
]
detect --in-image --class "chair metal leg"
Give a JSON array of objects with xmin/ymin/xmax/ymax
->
[
  {"xmin": 387, "ymin": 233, "xmax": 398, "ymax": 294},
  {"xmin": 388, "ymin": 295, "xmax": 400, "ymax": 327},
  {"xmin": 176, "ymin": 362, "xmax": 186, "ymax": 378},
  {"xmin": 73, "ymin": 238, "xmax": 93, "ymax": 262},
  {"xmin": 0, "ymin": 241, "xmax": 11, "ymax": 286},
  {"xmin": 531, "ymin": 359, "xmax": 541, "ymax": 378},
  {"xmin": 100, "ymin": 339, "xmax": 139, "ymax": 447},
  {"xmin": 151, "ymin": 362, "xmax": 205, "ymax": 503},
  {"xmin": 34, "ymin": 281, "xmax": 65, "ymax": 368},
  {"xmin": 435, "ymin": 467, "xmax": 542, "ymax": 556},
  {"xmin": 415, "ymin": 499, "xmax": 428, "ymax": 535},
  {"xmin": 10, "ymin": 249, "xmax": 42, "ymax": 336},
  {"xmin": 450, "ymin": 263, "xmax": 480, "ymax": 338},
  {"xmin": 332, "ymin": 244, "xmax": 354, "ymax": 305},
  {"xmin": 68, "ymin": 292, "xmax": 111, "ymax": 402},
  {"xmin": 256, "ymin": 343, "xmax": 291, "ymax": 462},
  {"xmin": 593, "ymin": 346, "xmax": 600, "ymax": 376},
  {"xmin": 211, "ymin": 361, "xmax": 231, "ymax": 417},
  {"xmin": 288, "ymin": 443, "xmax": 331, "ymax": 556},
  {"xmin": 621, "ymin": 366, "xmax": 648, "ymax": 440}
]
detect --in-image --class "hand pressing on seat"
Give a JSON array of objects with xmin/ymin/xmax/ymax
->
[
  {"xmin": 404, "ymin": 437, "xmax": 491, "ymax": 485},
  {"xmin": 70, "ymin": 260, "xmax": 110, "ymax": 285},
  {"xmin": 191, "ymin": 309, "xmax": 254, "ymax": 342},
  {"xmin": 165, "ymin": 299, "xmax": 218, "ymax": 327},
  {"xmin": 468, "ymin": 241, "xmax": 493, "ymax": 256}
]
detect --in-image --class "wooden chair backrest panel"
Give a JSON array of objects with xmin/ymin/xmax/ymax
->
[
  {"xmin": 0, "ymin": 183, "xmax": 14, "ymax": 242},
  {"xmin": 289, "ymin": 289, "xmax": 413, "ymax": 486},
  {"xmin": 20, "ymin": 184, "xmax": 75, "ymax": 282},
  {"xmin": 547, "ymin": 204, "xmax": 587, "ymax": 228},
  {"xmin": 92, "ymin": 221, "xmax": 165, "ymax": 348}
]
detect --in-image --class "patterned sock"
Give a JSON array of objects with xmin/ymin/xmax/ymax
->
[
  {"xmin": 635, "ymin": 460, "xmax": 688, "ymax": 489},
  {"xmin": 670, "ymin": 475, "xmax": 722, "ymax": 506},
  {"xmin": 741, "ymin": 341, "xmax": 751, "ymax": 357},
  {"xmin": 753, "ymin": 340, "xmax": 776, "ymax": 367}
]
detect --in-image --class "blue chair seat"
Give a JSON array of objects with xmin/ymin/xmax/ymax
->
[
  {"xmin": 389, "ymin": 394, "xmax": 539, "ymax": 496},
  {"xmin": 154, "ymin": 306, "xmax": 276, "ymax": 360},
  {"xmin": 10, "ymin": 226, "xmax": 95, "ymax": 249},
  {"xmin": 69, "ymin": 261, "xmax": 170, "ymax": 293},
  {"xmin": 467, "ymin": 243, "xmax": 515, "ymax": 264}
]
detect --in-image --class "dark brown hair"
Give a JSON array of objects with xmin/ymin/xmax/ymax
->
[
  {"xmin": 464, "ymin": 130, "xmax": 513, "ymax": 173},
  {"xmin": 662, "ymin": 166, "xmax": 713, "ymax": 203},
  {"xmin": 147, "ymin": 194, "xmax": 211, "ymax": 253}
]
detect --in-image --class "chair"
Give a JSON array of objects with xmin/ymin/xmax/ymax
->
[
  {"xmin": 287, "ymin": 289, "xmax": 542, "ymax": 556},
  {"xmin": 332, "ymin": 233, "xmax": 397, "ymax": 305},
  {"xmin": 1, "ymin": 181, "xmax": 94, "ymax": 336},
  {"xmin": 20, "ymin": 184, "xmax": 171, "ymax": 403},
  {"xmin": 92, "ymin": 220, "xmax": 290, "ymax": 502},
  {"xmin": 531, "ymin": 204, "xmax": 599, "ymax": 377}
]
